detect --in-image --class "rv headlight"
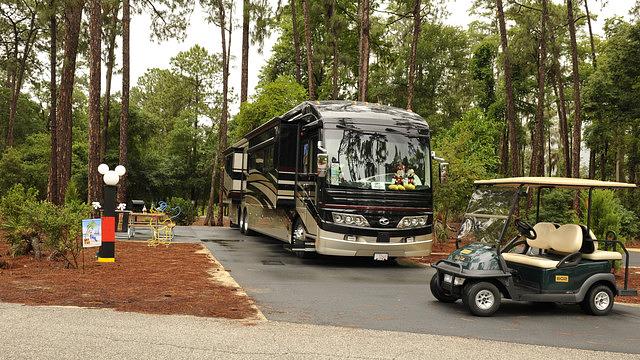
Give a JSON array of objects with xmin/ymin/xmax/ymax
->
[
  {"xmin": 333, "ymin": 213, "xmax": 344, "ymax": 223},
  {"xmin": 397, "ymin": 216, "xmax": 430, "ymax": 229},
  {"xmin": 332, "ymin": 212, "xmax": 369, "ymax": 227}
]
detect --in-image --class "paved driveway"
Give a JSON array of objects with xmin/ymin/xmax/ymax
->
[{"xmin": 201, "ymin": 229, "xmax": 640, "ymax": 354}]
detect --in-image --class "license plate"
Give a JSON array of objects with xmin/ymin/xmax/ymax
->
[
  {"xmin": 374, "ymin": 253, "xmax": 389, "ymax": 261},
  {"xmin": 444, "ymin": 274, "xmax": 453, "ymax": 283}
]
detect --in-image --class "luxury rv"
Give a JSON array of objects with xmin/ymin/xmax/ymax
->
[{"xmin": 223, "ymin": 101, "xmax": 437, "ymax": 259}]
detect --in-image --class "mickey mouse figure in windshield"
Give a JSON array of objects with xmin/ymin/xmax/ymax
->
[{"xmin": 388, "ymin": 163, "xmax": 420, "ymax": 190}]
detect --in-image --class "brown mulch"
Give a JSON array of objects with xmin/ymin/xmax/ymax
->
[
  {"xmin": 0, "ymin": 240, "xmax": 259, "ymax": 319},
  {"xmin": 410, "ymin": 239, "xmax": 461, "ymax": 265},
  {"xmin": 615, "ymin": 270, "xmax": 640, "ymax": 304}
]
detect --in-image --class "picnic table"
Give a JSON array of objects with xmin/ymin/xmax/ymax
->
[{"xmin": 127, "ymin": 212, "xmax": 169, "ymax": 239}]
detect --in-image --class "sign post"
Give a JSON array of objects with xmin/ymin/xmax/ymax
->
[{"xmin": 96, "ymin": 164, "xmax": 126, "ymax": 263}]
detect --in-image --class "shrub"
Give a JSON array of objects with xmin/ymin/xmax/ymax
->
[
  {"xmin": 0, "ymin": 184, "xmax": 90, "ymax": 267},
  {"xmin": 166, "ymin": 197, "xmax": 196, "ymax": 225},
  {"xmin": 581, "ymin": 190, "xmax": 628, "ymax": 242}
]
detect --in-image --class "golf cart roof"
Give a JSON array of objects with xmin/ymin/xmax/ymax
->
[{"xmin": 474, "ymin": 177, "xmax": 637, "ymax": 189}]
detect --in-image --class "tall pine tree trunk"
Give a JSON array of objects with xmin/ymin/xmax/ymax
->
[
  {"xmin": 240, "ymin": 0, "xmax": 249, "ymax": 103},
  {"xmin": 406, "ymin": 0, "xmax": 421, "ymax": 111},
  {"xmin": 118, "ymin": 0, "xmax": 130, "ymax": 203},
  {"xmin": 301, "ymin": 0, "xmax": 316, "ymax": 99},
  {"xmin": 357, "ymin": 0, "xmax": 370, "ymax": 102},
  {"xmin": 585, "ymin": 0, "xmax": 598, "ymax": 179},
  {"xmin": 46, "ymin": 0, "xmax": 59, "ymax": 204},
  {"xmin": 216, "ymin": 1, "xmax": 231, "ymax": 226},
  {"xmin": 6, "ymin": 10, "xmax": 37, "ymax": 148},
  {"xmin": 56, "ymin": 0, "xmax": 84, "ymax": 202},
  {"xmin": 330, "ymin": 0, "xmax": 339, "ymax": 99},
  {"xmin": 101, "ymin": 3, "xmax": 119, "ymax": 162},
  {"xmin": 530, "ymin": 0, "xmax": 548, "ymax": 177},
  {"xmin": 290, "ymin": 0, "xmax": 302, "ymax": 83},
  {"xmin": 496, "ymin": 0, "xmax": 520, "ymax": 177},
  {"xmin": 88, "ymin": 0, "xmax": 102, "ymax": 203},
  {"xmin": 567, "ymin": 0, "xmax": 582, "ymax": 212}
]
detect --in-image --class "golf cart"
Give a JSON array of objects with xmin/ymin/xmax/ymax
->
[{"xmin": 430, "ymin": 177, "xmax": 637, "ymax": 317}]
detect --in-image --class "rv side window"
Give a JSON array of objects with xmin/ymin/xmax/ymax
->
[{"xmin": 225, "ymin": 154, "xmax": 233, "ymax": 176}]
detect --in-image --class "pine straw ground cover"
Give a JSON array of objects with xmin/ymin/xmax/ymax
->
[
  {"xmin": 410, "ymin": 239, "xmax": 640, "ymax": 305},
  {"xmin": 0, "ymin": 239, "xmax": 260, "ymax": 319}
]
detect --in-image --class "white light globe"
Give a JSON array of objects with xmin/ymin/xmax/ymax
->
[
  {"xmin": 115, "ymin": 165, "xmax": 126, "ymax": 176},
  {"xmin": 103, "ymin": 171, "xmax": 120, "ymax": 186},
  {"xmin": 98, "ymin": 163, "xmax": 110, "ymax": 175}
]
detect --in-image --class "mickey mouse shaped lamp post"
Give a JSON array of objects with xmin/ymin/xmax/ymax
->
[{"xmin": 97, "ymin": 164, "xmax": 126, "ymax": 263}]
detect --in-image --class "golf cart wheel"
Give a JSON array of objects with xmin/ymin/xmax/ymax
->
[
  {"xmin": 292, "ymin": 218, "xmax": 314, "ymax": 259},
  {"xmin": 580, "ymin": 285, "xmax": 614, "ymax": 316},
  {"xmin": 462, "ymin": 281, "xmax": 501, "ymax": 317},
  {"xmin": 430, "ymin": 273, "xmax": 458, "ymax": 303}
]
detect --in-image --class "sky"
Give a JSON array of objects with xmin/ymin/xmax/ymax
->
[{"xmin": 107, "ymin": 0, "xmax": 635, "ymax": 116}]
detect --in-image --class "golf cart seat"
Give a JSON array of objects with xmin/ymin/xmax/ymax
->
[
  {"xmin": 502, "ymin": 224, "xmax": 583, "ymax": 269},
  {"xmin": 578, "ymin": 226, "xmax": 623, "ymax": 261}
]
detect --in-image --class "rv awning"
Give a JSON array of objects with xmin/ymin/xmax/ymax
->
[{"xmin": 474, "ymin": 177, "xmax": 637, "ymax": 189}]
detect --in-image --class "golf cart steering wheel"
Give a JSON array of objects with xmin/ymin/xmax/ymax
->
[{"xmin": 514, "ymin": 219, "xmax": 537, "ymax": 240}]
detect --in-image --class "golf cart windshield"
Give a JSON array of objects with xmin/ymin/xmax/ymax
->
[{"xmin": 457, "ymin": 187, "xmax": 516, "ymax": 245}]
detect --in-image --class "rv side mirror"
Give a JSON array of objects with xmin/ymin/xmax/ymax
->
[
  {"xmin": 317, "ymin": 140, "xmax": 327, "ymax": 153},
  {"xmin": 439, "ymin": 162, "xmax": 449, "ymax": 184},
  {"xmin": 317, "ymin": 153, "xmax": 328, "ymax": 177}
]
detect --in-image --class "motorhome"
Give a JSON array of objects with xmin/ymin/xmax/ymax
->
[{"xmin": 223, "ymin": 101, "xmax": 438, "ymax": 259}]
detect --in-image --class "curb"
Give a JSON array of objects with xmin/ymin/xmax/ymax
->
[{"xmin": 197, "ymin": 245, "xmax": 267, "ymax": 323}]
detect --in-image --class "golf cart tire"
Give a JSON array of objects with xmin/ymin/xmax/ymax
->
[
  {"xmin": 580, "ymin": 284, "xmax": 614, "ymax": 316},
  {"xmin": 430, "ymin": 273, "xmax": 458, "ymax": 303},
  {"xmin": 463, "ymin": 281, "xmax": 501, "ymax": 317}
]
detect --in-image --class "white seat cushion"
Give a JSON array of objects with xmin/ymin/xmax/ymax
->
[
  {"xmin": 582, "ymin": 250, "xmax": 622, "ymax": 261},
  {"xmin": 527, "ymin": 222, "xmax": 557, "ymax": 250},
  {"xmin": 502, "ymin": 253, "xmax": 559, "ymax": 269},
  {"xmin": 549, "ymin": 224, "xmax": 583, "ymax": 254}
]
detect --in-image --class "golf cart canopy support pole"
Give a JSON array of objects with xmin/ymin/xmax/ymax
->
[
  {"xmin": 496, "ymin": 187, "xmax": 522, "ymax": 256},
  {"xmin": 535, "ymin": 188, "xmax": 542, "ymax": 224},
  {"xmin": 587, "ymin": 187, "xmax": 593, "ymax": 231}
]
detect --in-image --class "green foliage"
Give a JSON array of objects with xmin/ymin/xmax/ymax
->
[
  {"xmin": 581, "ymin": 190, "xmax": 628, "ymax": 242},
  {"xmin": 0, "ymin": 184, "xmax": 90, "ymax": 267},
  {"xmin": 230, "ymin": 75, "xmax": 307, "ymax": 141},
  {"xmin": 535, "ymin": 189, "xmax": 578, "ymax": 225},
  {"xmin": 166, "ymin": 196, "xmax": 196, "ymax": 226},
  {"xmin": 433, "ymin": 109, "xmax": 502, "ymax": 220},
  {"xmin": 0, "ymin": 133, "xmax": 50, "ymax": 198}
]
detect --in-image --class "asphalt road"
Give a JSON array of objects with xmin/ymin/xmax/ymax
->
[
  {"xmin": 4, "ymin": 302, "xmax": 636, "ymax": 360},
  {"xmin": 202, "ymin": 229, "xmax": 640, "ymax": 354}
]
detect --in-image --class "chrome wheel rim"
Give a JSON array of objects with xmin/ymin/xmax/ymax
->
[
  {"xmin": 293, "ymin": 223, "xmax": 305, "ymax": 243},
  {"xmin": 475, "ymin": 289, "xmax": 495, "ymax": 310},
  {"xmin": 594, "ymin": 291, "xmax": 610, "ymax": 311}
]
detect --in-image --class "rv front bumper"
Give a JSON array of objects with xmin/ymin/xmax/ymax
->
[{"xmin": 314, "ymin": 228, "xmax": 432, "ymax": 257}]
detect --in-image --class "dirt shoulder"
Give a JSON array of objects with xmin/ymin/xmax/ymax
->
[{"xmin": 0, "ymin": 240, "xmax": 261, "ymax": 320}]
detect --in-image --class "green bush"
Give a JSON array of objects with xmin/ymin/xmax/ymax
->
[
  {"xmin": 432, "ymin": 109, "xmax": 501, "ymax": 228},
  {"xmin": 0, "ymin": 184, "xmax": 90, "ymax": 267},
  {"xmin": 166, "ymin": 197, "xmax": 196, "ymax": 225},
  {"xmin": 535, "ymin": 189, "xmax": 578, "ymax": 225},
  {"xmin": 581, "ymin": 190, "xmax": 628, "ymax": 242}
]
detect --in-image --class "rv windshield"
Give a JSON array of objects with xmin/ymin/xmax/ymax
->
[{"xmin": 324, "ymin": 128, "xmax": 430, "ymax": 191}]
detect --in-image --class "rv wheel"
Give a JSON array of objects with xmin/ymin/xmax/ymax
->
[
  {"xmin": 580, "ymin": 285, "xmax": 614, "ymax": 316},
  {"xmin": 292, "ymin": 218, "xmax": 314, "ymax": 259},
  {"xmin": 241, "ymin": 209, "xmax": 254, "ymax": 236}
]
